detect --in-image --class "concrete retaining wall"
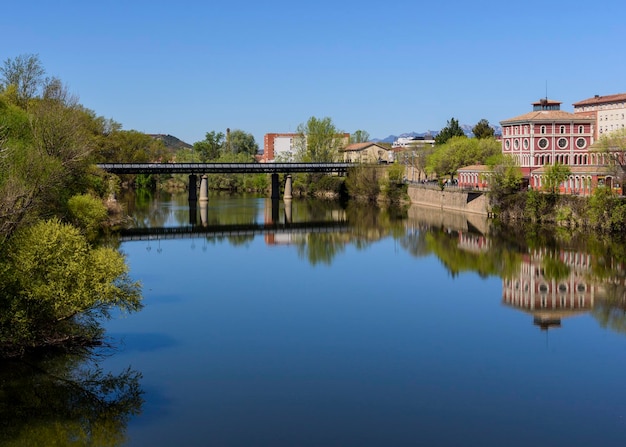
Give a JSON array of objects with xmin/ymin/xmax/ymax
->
[{"xmin": 408, "ymin": 186, "xmax": 489, "ymax": 215}]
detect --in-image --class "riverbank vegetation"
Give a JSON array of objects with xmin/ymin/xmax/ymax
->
[{"xmin": 0, "ymin": 54, "xmax": 143, "ymax": 357}]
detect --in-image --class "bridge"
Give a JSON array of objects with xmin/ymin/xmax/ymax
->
[{"xmin": 96, "ymin": 162, "xmax": 355, "ymax": 201}]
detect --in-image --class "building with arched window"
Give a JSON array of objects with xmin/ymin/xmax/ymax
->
[
  {"xmin": 457, "ymin": 98, "xmax": 623, "ymax": 195},
  {"xmin": 499, "ymin": 99, "xmax": 595, "ymax": 178}
]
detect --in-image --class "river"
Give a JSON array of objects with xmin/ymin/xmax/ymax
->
[{"xmin": 3, "ymin": 191, "xmax": 626, "ymax": 446}]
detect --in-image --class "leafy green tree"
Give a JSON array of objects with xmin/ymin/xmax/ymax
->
[
  {"xmin": 0, "ymin": 219, "xmax": 141, "ymax": 355},
  {"xmin": 426, "ymin": 136, "xmax": 500, "ymax": 181},
  {"xmin": 472, "ymin": 118, "xmax": 495, "ymax": 139},
  {"xmin": 0, "ymin": 53, "xmax": 46, "ymax": 107},
  {"xmin": 543, "ymin": 163, "xmax": 571, "ymax": 194},
  {"xmin": 434, "ymin": 117, "xmax": 466, "ymax": 145},
  {"xmin": 587, "ymin": 186, "xmax": 626, "ymax": 232},
  {"xmin": 294, "ymin": 116, "xmax": 346, "ymax": 162},
  {"xmin": 95, "ymin": 130, "xmax": 167, "ymax": 163},
  {"xmin": 486, "ymin": 153, "xmax": 523, "ymax": 205},
  {"xmin": 350, "ymin": 129, "xmax": 370, "ymax": 144},
  {"xmin": 193, "ymin": 130, "xmax": 224, "ymax": 161},
  {"xmin": 227, "ymin": 129, "xmax": 259, "ymax": 157}
]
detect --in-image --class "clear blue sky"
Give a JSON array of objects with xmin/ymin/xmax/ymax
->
[{"xmin": 3, "ymin": 0, "xmax": 625, "ymax": 146}]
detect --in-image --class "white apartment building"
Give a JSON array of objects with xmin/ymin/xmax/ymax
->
[{"xmin": 573, "ymin": 93, "xmax": 626, "ymax": 139}]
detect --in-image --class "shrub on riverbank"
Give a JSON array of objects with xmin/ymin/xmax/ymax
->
[
  {"xmin": 493, "ymin": 187, "xmax": 626, "ymax": 233},
  {"xmin": 0, "ymin": 219, "xmax": 141, "ymax": 358}
]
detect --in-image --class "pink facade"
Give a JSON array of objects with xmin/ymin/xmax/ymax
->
[
  {"xmin": 457, "ymin": 99, "xmax": 621, "ymax": 195},
  {"xmin": 500, "ymin": 99, "xmax": 595, "ymax": 179}
]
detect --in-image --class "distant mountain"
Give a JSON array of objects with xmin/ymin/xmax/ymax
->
[
  {"xmin": 372, "ymin": 125, "xmax": 501, "ymax": 143},
  {"xmin": 149, "ymin": 134, "xmax": 192, "ymax": 150}
]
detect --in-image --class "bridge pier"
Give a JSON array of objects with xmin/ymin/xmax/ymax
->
[
  {"xmin": 284, "ymin": 174, "xmax": 293, "ymax": 200},
  {"xmin": 199, "ymin": 175, "xmax": 209, "ymax": 202},
  {"xmin": 271, "ymin": 173, "xmax": 280, "ymax": 200},
  {"xmin": 188, "ymin": 174, "xmax": 198, "ymax": 202}
]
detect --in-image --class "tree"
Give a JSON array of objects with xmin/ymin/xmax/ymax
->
[
  {"xmin": 426, "ymin": 136, "xmax": 500, "ymax": 181},
  {"xmin": 227, "ymin": 129, "xmax": 259, "ymax": 157},
  {"xmin": 486, "ymin": 153, "xmax": 523, "ymax": 204},
  {"xmin": 294, "ymin": 116, "xmax": 346, "ymax": 162},
  {"xmin": 472, "ymin": 119, "xmax": 495, "ymax": 139},
  {"xmin": 350, "ymin": 130, "xmax": 370, "ymax": 144},
  {"xmin": 435, "ymin": 117, "xmax": 466, "ymax": 145},
  {"xmin": 0, "ymin": 54, "xmax": 46, "ymax": 107},
  {"xmin": 543, "ymin": 163, "xmax": 571, "ymax": 194},
  {"xmin": 193, "ymin": 130, "xmax": 224, "ymax": 161},
  {"xmin": 594, "ymin": 128, "xmax": 626, "ymax": 186}
]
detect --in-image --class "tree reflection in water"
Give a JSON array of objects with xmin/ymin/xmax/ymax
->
[{"xmin": 0, "ymin": 348, "xmax": 143, "ymax": 446}]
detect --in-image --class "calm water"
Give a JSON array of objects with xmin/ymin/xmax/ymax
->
[{"xmin": 4, "ymin": 192, "xmax": 626, "ymax": 446}]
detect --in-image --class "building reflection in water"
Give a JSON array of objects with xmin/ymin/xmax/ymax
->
[{"xmin": 502, "ymin": 248, "xmax": 595, "ymax": 330}]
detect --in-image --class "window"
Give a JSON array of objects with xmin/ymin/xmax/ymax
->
[
  {"xmin": 576, "ymin": 138, "xmax": 586, "ymax": 149},
  {"xmin": 514, "ymin": 139, "xmax": 519, "ymax": 149},
  {"xmin": 538, "ymin": 138, "xmax": 549, "ymax": 149},
  {"xmin": 505, "ymin": 140, "xmax": 511, "ymax": 150},
  {"xmin": 560, "ymin": 125, "xmax": 566, "ymax": 134},
  {"xmin": 578, "ymin": 125, "xmax": 584, "ymax": 133},
  {"xmin": 540, "ymin": 125, "xmax": 546, "ymax": 134},
  {"xmin": 524, "ymin": 139, "xmax": 529, "ymax": 149},
  {"xmin": 558, "ymin": 138, "xmax": 568, "ymax": 149}
]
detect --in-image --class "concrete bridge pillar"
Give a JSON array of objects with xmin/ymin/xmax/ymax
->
[
  {"xmin": 284, "ymin": 174, "xmax": 293, "ymax": 200},
  {"xmin": 271, "ymin": 173, "xmax": 280, "ymax": 200},
  {"xmin": 199, "ymin": 175, "xmax": 209, "ymax": 202},
  {"xmin": 188, "ymin": 174, "xmax": 198, "ymax": 202},
  {"xmin": 284, "ymin": 198, "xmax": 292, "ymax": 223}
]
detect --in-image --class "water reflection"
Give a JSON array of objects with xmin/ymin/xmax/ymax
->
[
  {"xmin": 0, "ymin": 350, "xmax": 143, "ymax": 445},
  {"xmin": 103, "ymin": 195, "xmax": 626, "ymax": 445},
  {"xmin": 119, "ymin": 194, "xmax": 626, "ymax": 337}
]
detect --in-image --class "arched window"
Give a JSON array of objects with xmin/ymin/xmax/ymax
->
[
  {"xmin": 540, "ymin": 125, "xmax": 546, "ymax": 134},
  {"xmin": 560, "ymin": 125, "xmax": 566, "ymax": 134},
  {"xmin": 578, "ymin": 125, "xmax": 584, "ymax": 133}
]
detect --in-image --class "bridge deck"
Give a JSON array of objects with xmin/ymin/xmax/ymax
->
[{"xmin": 97, "ymin": 162, "xmax": 354, "ymax": 174}]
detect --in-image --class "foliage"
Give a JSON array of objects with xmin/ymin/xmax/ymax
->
[
  {"xmin": 434, "ymin": 117, "xmax": 466, "ymax": 145},
  {"xmin": 543, "ymin": 163, "xmax": 571, "ymax": 194},
  {"xmin": 94, "ymin": 129, "xmax": 168, "ymax": 164},
  {"xmin": 593, "ymin": 128, "xmax": 626, "ymax": 182},
  {"xmin": 0, "ymin": 219, "xmax": 141, "ymax": 355},
  {"xmin": 380, "ymin": 163, "xmax": 408, "ymax": 202},
  {"xmin": 426, "ymin": 136, "xmax": 500, "ymax": 180},
  {"xmin": 226, "ymin": 129, "xmax": 259, "ymax": 156},
  {"xmin": 193, "ymin": 130, "xmax": 225, "ymax": 161},
  {"xmin": 472, "ymin": 118, "xmax": 495, "ymax": 139},
  {"xmin": 0, "ymin": 53, "xmax": 46, "ymax": 107},
  {"xmin": 486, "ymin": 153, "xmax": 523, "ymax": 207},
  {"xmin": 524, "ymin": 189, "xmax": 553, "ymax": 223},
  {"xmin": 306, "ymin": 175, "xmax": 345, "ymax": 196},
  {"xmin": 294, "ymin": 116, "xmax": 346, "ymax": 162},
  {"xmin": 345, "ymin": 165, "xmax": 381, "ymax": 201},
  {"xmin": 587, "ymin": 186, "xmax": 626, "ymax": 232},
  {"xmin": 67, "ymin": 193, "xmax": 109, "ymax": 239},
  {"xmin": 350, "ymin": 129, "xmax": 370, "ymax": 144}
]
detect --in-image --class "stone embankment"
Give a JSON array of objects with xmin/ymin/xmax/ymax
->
[{"xmin": 408, "ymin": 185, "xmax": 489, "ymax": 216}]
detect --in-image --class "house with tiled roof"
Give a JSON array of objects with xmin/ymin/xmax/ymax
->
[
  {"xmin": 573, "ymin": 93, "xmax": 626, "ymax": 139},
  {"xmin": 341, "ymin": 142, "xmax": 393, "ymax": 164}
]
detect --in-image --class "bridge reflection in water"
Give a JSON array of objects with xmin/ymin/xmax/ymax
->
[
  {"xmin": 120, "ymin": 197, "xmax": 349, "ymax": 243},
  {"xmin": 118, "ymin": 220, "xmax": 350, "ymax": 242}
]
